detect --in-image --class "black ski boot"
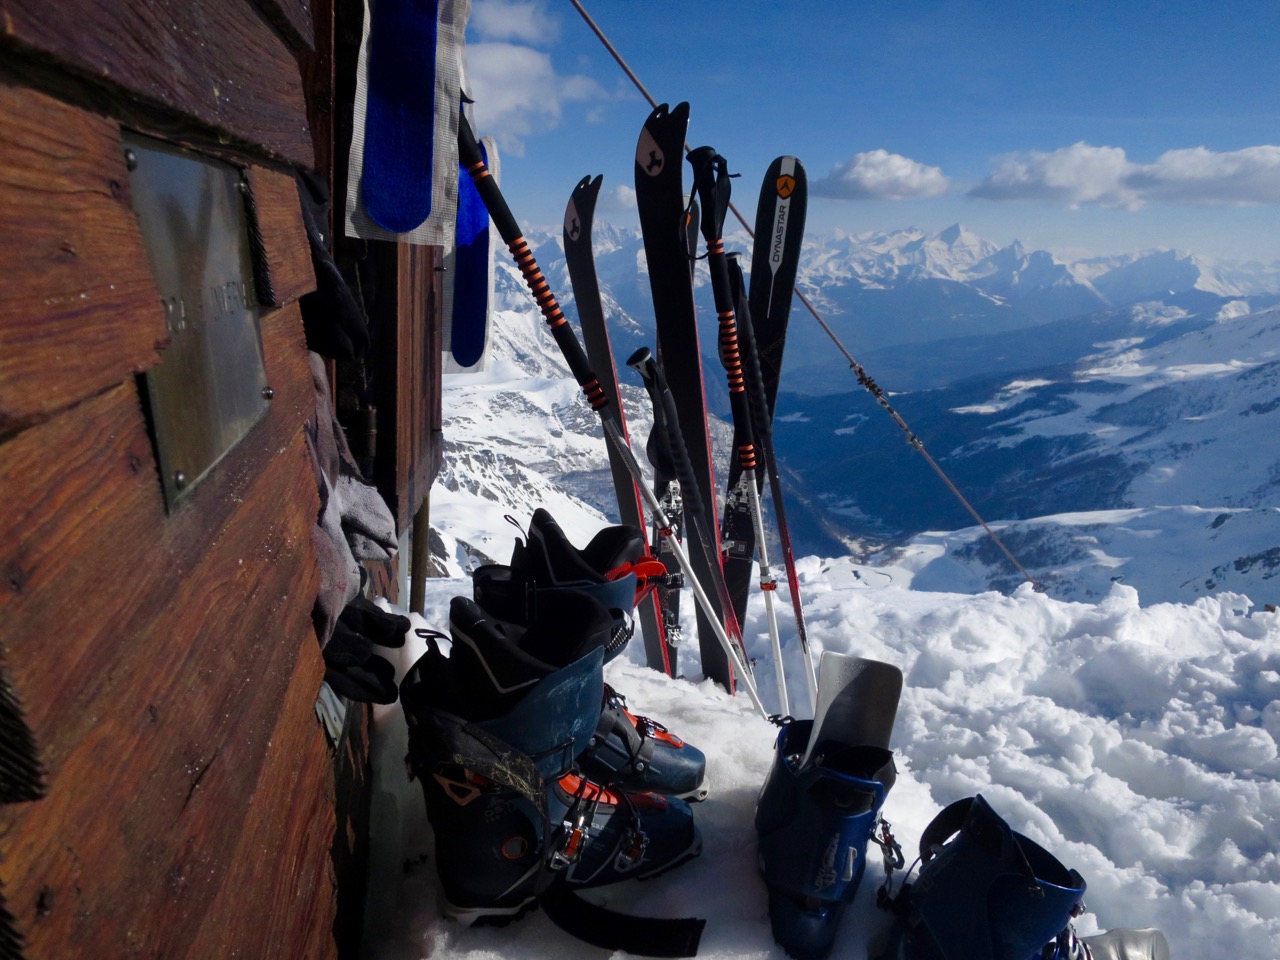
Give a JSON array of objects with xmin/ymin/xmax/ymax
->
[
  {"xmin": 400, "ymin": 608, "xmax": 705, "ymax": 956},
  {"xmin": 451, "ymin": 592, "xmax": 708, "ymax": 800},
  {"xmin": 473, "ymin": 507, "xmax": 663, "ymax": 661},
  {"xmin": 756, "ymin": 718, "xmax": 897, "ymax": 960}
]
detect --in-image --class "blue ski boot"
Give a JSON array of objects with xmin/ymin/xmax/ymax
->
[
  {"xmin": 756, "ymin": 718, "xmax": 897, "ymax": 960},
  {"xmin": 400, "ymin": 625, "xmax": 705, "ymax": 955},
  {"xmin": 876, "ymin": 795, "xmax": 1087, "ymax": 960},
  {"xmin": 449, "ymin": 592, "xmax": 708, "ymax": 800}
]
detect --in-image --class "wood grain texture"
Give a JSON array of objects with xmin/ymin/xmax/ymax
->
[
  {"xmin": 184, "ymin": 641, "xmax": 336, "ymax": 960},
  {"xmin": 0, "ymin": 83, "xmax": 167, "ymax": 434},
  {"xmin": 0, "ymin": 0, "xmax": 312, "ymax": 167},
  {"xmin": 0, "ymin": 438, "xmax": 322, "ymax": 958},
  {"xmin": 0, "ymin": 287, "xmax": 331, "ymax": 958},
  {"xmin": 0, "ymin": 304, "xmax": 315, "ymax": 781},
  {"xmin": 375, "ymin": 243, "xmax": 443, "ymax": 532},
  {"xmin": 246, "ymin": 165, "xmax": 316, "ymax": 307},
  {"xmin": 252, "ymin": 0, "xmax": 316, "ymax": 52}
]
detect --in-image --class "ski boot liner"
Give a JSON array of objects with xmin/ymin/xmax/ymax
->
[{"xmin": 473, "ymin": 508, "xmax": 664, "ymax": 661}]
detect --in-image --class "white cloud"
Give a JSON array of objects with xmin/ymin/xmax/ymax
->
[
  {"xmin": 971, "ymin": 143, "xmax": 1280, "ymax": 208},
  {"xmin": 1134, "ymin": 146, "xmax": 1280, "ymax": 205},
  {"xmin": 813, "ymin": 150, "xmax": 951, "ymax": 201},
  {"xmin": 470, "ymin": 0, "xmax": 550, "ymax": 44},
  {"xmin": 600, "ymin": 184, "xmax": 637, "ymax": 212},
  {"xmin": 465, "ymin": 42, "xmax": 604, "ymax": 155}
]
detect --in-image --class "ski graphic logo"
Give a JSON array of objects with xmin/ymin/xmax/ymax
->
[
  {"xmin": 433, "ymin": 771, "xmax": 482, "ymax": 807},
  {"xmin": 636, "ymin": 127, "xmax": 665, "ymax": 177},
  {"xmin": 813, "ymin": 834, "xmax": 840, "ymax": 889},
  {"xmin": 770, "ymin": 201, "xmax": 789, "ymax": 268},
  {"xmin": 564, "ymin": 197, "xmax": 582, "ymax": 242},
  {"xmin": 775, "ymin": 175, "xmax": 796, "ymax": 198}
]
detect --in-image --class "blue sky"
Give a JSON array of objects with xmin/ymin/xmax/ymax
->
[{"xmin": 464, "ymin": 0, "xmax": 1280, "ymax": 261}]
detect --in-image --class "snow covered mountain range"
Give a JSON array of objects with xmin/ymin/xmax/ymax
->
[
  {"xmin": 431, "ymin": 223, "xmax": 1280, "ymax": 608},
  {"xmin": 528, "ymin": 221, "xmax": 1280, "ymax": 382}
]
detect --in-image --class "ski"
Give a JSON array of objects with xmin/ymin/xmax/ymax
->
[
  {"xmin": 457, "ymin": 114, "xmax": 765, "ymax": 717},
  {"xmin": 563, "ymin": 174, "xmax": 675, "ymax": 676},
  {"xmin": 748, "ymin": 157, "xmax": 807, "ymax": 417},
  {"xmin": 740, "ymin": 157, "xmax": 817, "ymax": 708},
  {"xmin": 634, "ymin": 102, "xmax": 737, "ymax": 692},
  {"xmin": 451, "ymin": 134, "xmax": 492, "ymax": 366}
]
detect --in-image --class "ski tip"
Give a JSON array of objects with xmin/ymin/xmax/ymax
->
[
  {"xmin": 571, "ymin": 173, "xmax": 604, "ymax": 195},
  {"xmin": 565, "ymin": 175, "xmax": 603, "ymax": 243}
]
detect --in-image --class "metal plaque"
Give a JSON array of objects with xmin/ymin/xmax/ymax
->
[{"xmin": 124, "ymin": 132, "xmax": 269, "ymax": 508}]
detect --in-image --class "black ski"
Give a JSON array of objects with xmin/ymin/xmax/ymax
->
[
  {"xmin": 748, "ymin": 157, "xmax": 807, "ymax": 417},
  {"xmin": 563, "ymin": 174, "xmax": 675, "ymax": 677},
  {"xmin": 634, "ymin": 102, "xmax": 737, "ymax": 691}
]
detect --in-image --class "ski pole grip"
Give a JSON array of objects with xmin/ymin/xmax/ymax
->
[{"xmin": 627, "ymin": 348, "xmax": 705, "ymax": 520}]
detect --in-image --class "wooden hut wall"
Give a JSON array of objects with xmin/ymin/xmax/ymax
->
[{"xmin": 0, "ymin": 0, "xmax": 444, "ymax": 956}]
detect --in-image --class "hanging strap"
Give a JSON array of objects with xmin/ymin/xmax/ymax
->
[{"xmin": 540, "ymin": 882, "xmax": 705, "ymax": 958}]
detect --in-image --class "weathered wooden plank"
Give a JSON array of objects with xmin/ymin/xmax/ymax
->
[
  {"xmin": 0, "ymin": 431, "xmax": 322, "ymax": 959},
  {"xmin": 0, "ymin": 82, "xmax": 167, "ymax": 433},
  {"xmin": 0, "ymin": 0, "xmax": 313, "ymax": 167},
  {"xmin": 246, "ymin": 165, "xmax": 316, "ymax": 307},
  {"xmin": 252, "ymin": 0, "xmax": 316, "ymax": 52},
  {"xmin": 184, "ymin": 637, "xmax": 337, "ymax": 960},
  {"xmin": 0, "ymin": 303, "xmax": 314, "ymax": 783},
  {"xmin": 378, "ymin": 243, "xmax": 443, "ymax": 532}
]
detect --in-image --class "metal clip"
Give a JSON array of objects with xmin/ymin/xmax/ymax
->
[
  {"xmin": 549, "ymin": 811, "xmax": 590, "ymax": 870},
  {"xmin": 871, "ymin": 817, "xmax": 905, "ymax": 874},
  {"xmin": 613, "ymin": 825, "xmax": 649, "ymax": 872}
]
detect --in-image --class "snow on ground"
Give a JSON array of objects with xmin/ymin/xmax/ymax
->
[
  {"xmin": 884, "ymin": 505, "xmax": 1280, "ymax": 605},
  {"xmin": 362, "ymin": 562, "xmax": 1280, "ymax": 960}
]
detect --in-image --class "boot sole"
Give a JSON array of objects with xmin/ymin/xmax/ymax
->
[
  {"xmin": 443, "ymin": 896, "xmax": 538, "ymax": 927},
  {"xmin": 674, "ymin": 783, "xmax": 709, "ymax": 802}
]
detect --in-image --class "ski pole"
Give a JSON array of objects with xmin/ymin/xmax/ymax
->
[
  {"xmin": 730, "ymin": 254, "xmax": 818, "ymax": 712},
  {"xmin": 688, "ymin": 146, "xmax": 789, "ymax": 717},
  {"xmin": 458, "ymin": 115, "xmax": 767, "ymax": 718},
  {"xmin": 627, "ymin": 348, "xmax": 763, "ymax": 703}
]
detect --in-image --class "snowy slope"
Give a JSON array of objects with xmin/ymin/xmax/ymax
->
[
  {"xmin": 882, "ymin": 303, "xmax": 1280, "ymax": 599},
  {"xmin": 363, "ymin": 576, "xmax": 1280, "ymax": 960}
]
